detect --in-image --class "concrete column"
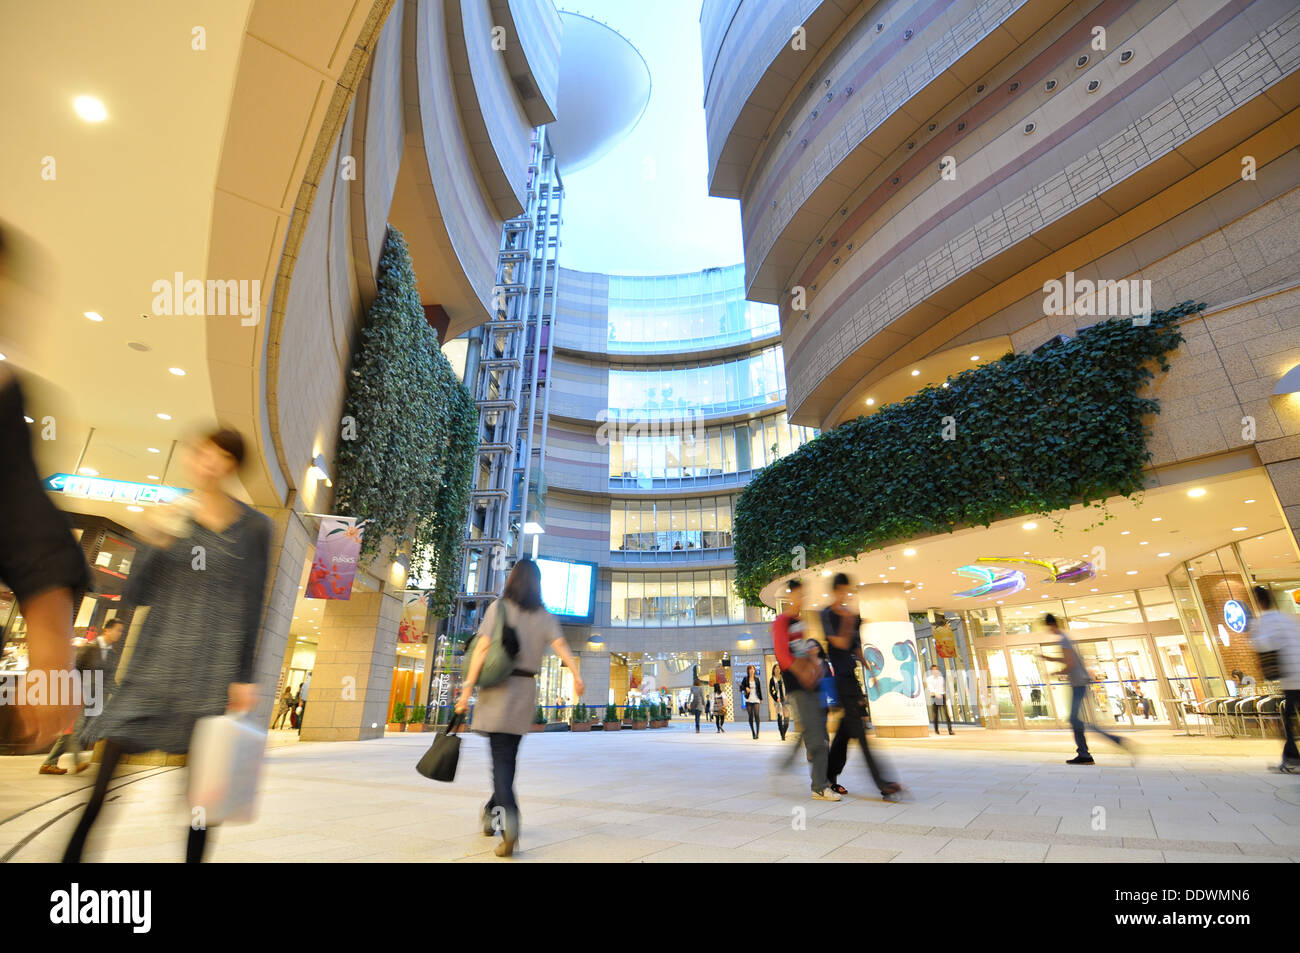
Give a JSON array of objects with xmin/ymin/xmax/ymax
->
[
  {"xmin": 578, "ymin": 650, "xmax": 609, "ymax": 711},
  {"xmin": 300, "ymin": 584, "xmax": 400, "ymax": 741},
  {"xmin": 252, "ymin": 506, "xmax": 312, "ymax": 729},
  {"xmin": 858, "ymin": 583, "xmax": 928, "ymax": 737}
]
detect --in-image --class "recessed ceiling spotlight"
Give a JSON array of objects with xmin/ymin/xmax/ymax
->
[
  {"xmin": 78, "ymin": 467, "xmax": 98, "ymax": 476},
  {"xmin": 147, "ymin": 474, "xmax": 159, "ymax": 480},
  {"xmin": 1187, "ymin": 488, "xmax": 1206, "ymax": 498},
  {"xmin": 911, "ymin": 369, "xmax": 920, "ymax": 376},
  {"xmin": 84, "ymin": 311, "xmax": 104, "ymax": 322},
  {"xmin": 73, "ymin": 95, "xmax": 108, "ymax": 122},
  {"xmin": 1120, "ymin": 530, "xmax": 1130, "ymax": 536},
  {"xmin": 1022, "ymin": 521, "xmax": 1038, "ymax": 530},
  {"xmin": 146, "ymin": 447, "xmax": 160, "ymax": 453},
  {"xmin": 1151, "ymin": 517, "xmax": 1162, "ymax": 522},
  {"xmin": 1138, "ymin": 541, "xmax": 1148, "ymax": 546},
  {"xmin": 1232, "ymin": 526, "xmax": 1247, "ymax": 532},
  {"xmin": 903, "ymin": 548, "xmax": 916, "ymax": 556},
  {"xmin": 971, "ymin": 355, "xmax": 979, "ymax": 361},
  {"xmin": 1157, "ymin": 551, "xmax": 1171, "ymax": 557},
  {"xmin": 156, "ymin": 412, "xmax": 171, "ymax": 420},
  {"xmin": 1244, "ymin": 499, "xmax": 1256, "ymax": 504},
  {"xmin": 168, "ymin": 367, "xmax": 186, "ymax": 376},
  {"xmin": 865, "ymin": 397, "xmax": 875, "ymax": 406},
  {"xmin": 1125, "ymin": 570, "xmax": 1138, "ymax": 575}
]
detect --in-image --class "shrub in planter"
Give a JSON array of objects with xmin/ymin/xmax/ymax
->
[
  {"xmin": 571, "ymin": 702, "xmax": 591, "ymax": 732},
  {"xmin": 407, "ymin": 704, "xmax": 426, "ymax": 733},
  {"xmin": 532, "ymin": 705, "xmax": 547, "ymax": 732},
  {"xmin": 603, "ymin": 703, "xmax": 622, "ymax": 731},
  {"xmin": 391, "ymin": 701, "xmax": 407, "ymax": 732}
]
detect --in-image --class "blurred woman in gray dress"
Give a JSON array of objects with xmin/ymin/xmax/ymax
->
[
  {"xmin": 63, "ymin": 429, "xmax": 271, "ymax": 863},
  {"xmin": 455, "ymin": 558, "xmax": 582, "ymax": 857}
]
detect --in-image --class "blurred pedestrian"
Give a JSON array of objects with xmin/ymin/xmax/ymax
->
[
  {"xmin": 1039, "ymin": 613, "xmax": 1129, "ymax": 765},
  {"xmin": 772, "ymin": 580, "xmax": 837, "ymax": 801},
  {"xmin": 455, "ymin": 558, "xmax": 583, "ymax": 857},
  {"xmin": 272, "ymin": 685, "xmax": 294, "ymax": 730},
  {"xmin": 712, "ymin": 683, "xmax": 726, "ymax": 732},
  {"xmin": 690, "ymin": 678, "xmax": 706, "ymax": 733},
  {"xmin": 822, "ymin": 573, "xmax": 900, "ymax": 798},
  {"xmin": 1248, "ymin": 586, "xmax": 1300, "ymax": 772},
  {"xmin": 63, "ymin": 429, "xmax": 271, "ymax": 863}
]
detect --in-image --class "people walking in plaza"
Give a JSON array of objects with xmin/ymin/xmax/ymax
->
[
  {"xmin": 690, "ymin": 678, "xmax": 706, "ymax": 732},
  {"xmin": 63, "ymin": 429, "xmax": 272, "ymax": 863},
  {"xmin": 772, "ymin": 580, "xmax": 838, "ymax": 801},
  {"xmin": 1247, "ymin": 586, "xmax": 1300, "ymax": 772},
  {"xmin": 295, "ymin": 670, "xmax": 312, "ymax": 733},
  {"xmin": 712, "ymin": 682, "xmax": 726, "ymax": 732},
  {"xmin": 455, "ymin": 557, "xmax": 583, "ymax": 857},
  {"xmin": 740, "ymin": 664, "xmax": 762, "ymax": 739},
  {"xmin": 769, "ymin": 663, "xmax": 789, "ymax": 740},
  {"xmin": 273, "ymin": 685, "xmax": 295, "ymax": 730},
  {"xmin": 1038, "ymin": 613, "xmax": 1129, "ymax": 765},
  {"xmin": 927, "ymin": 664, "xmax": 953, "ymax": 735},
  {"xmin": 821, "ymin": 573, "xmax": 900, "ymax": 798},
  {"xmin": 39, "ymin": 618, "xmax": 125, "ymax": 775}
]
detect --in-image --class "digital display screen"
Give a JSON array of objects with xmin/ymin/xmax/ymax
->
[{"xmin": 536, "ymin": 557, "xmax": 596, "ymax": 622}]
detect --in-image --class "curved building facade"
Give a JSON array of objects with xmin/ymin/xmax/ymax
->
[
  {"xmin": 702, "ymin": 0, "xmax": 1300, "ymax": 733},
  {"xmin": 535, "ymin": 265, "xmax": 816, "ymax": 716}
]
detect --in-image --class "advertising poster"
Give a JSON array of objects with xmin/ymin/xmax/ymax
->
[
  {"xmin": 398, "ymin": 590, "xmax": 430, "ymax": 644},
  {"xmin": 933, "ymin": 622, "xmax": 958, "ymax": 659},
  {"xmin": 307, "ymin": 516, "xmax": 363, "ymax": 600}
]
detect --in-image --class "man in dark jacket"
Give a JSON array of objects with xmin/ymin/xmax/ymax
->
[{"xmin": 38, "ymin": 617, "xmax": 124, "ymax": 774}]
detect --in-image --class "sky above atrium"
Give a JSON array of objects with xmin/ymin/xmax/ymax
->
[{"xmin": 557, "ymin": 1, "xmax": 745, "ymax": 275}]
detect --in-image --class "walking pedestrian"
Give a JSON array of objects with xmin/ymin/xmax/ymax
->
[
  {"xmin": 927, "ymin": 664, "xmax": 954, "ymax": 735},
  {"xmin": 772, "ymin": 580, "xmax": 838, "ymax": 801},
  {"xmin": 455, "ymin": 557, "xmax": 583, "ymax": 857},
  {"xmin": 1248, "ymin": 586, "xmax": 1300, "ymax": 772},
  {"xmin": 63, "ymin": 428, "xmax": 272, "ymax": 862},
  {"xmin": 712, "ymin": 682, "xmax": 726, "ymax": 732},
  {"xmin": 39, "ymin": 618, "xmax": 125, "ymax": 774},
  {"xmin": 1038, "ymin": 613, "xmax": 1129, "ymax": 764},
  {"xmin": 295, "ymin": 670, "xmax": 312, "ymax": 734},
  {"xmin": 740, "ymin": 664, "xmax": 762, "ymax": 739},
  {"xmin": 272, "ymin": 685, "xmax": 294, "ymax": 730},
  {"xmin": 689, "ymin": 679, "xmax": 706, "ymax": 732},
  {"xmin": 769, "ymin": 664, "xmax": 789, "ymax": 741},
  {"xmin": 821, "ymin": 573, "xmax": 900, "ymax": 798}
]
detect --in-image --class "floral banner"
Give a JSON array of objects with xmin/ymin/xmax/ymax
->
[
  {"xmin": 307, "ymin": 517, "xmax": 363, "ymax": 600},
  {"xmin": 398, "ymin": 590, "xmax": 430, "ymax": 644}
]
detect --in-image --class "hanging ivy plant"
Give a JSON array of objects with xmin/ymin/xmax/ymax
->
[
  {"xmin": 334, "ymin": 227, "xmax": 476, "ymax": 617},
  {"xmin": 733, "ymin": 302, "xmax": 1202, "ymax": 605}
]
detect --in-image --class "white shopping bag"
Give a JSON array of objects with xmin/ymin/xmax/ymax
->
[{"xmin": 188, "ymin": 714, "xmax": 267, "ymax": 825}]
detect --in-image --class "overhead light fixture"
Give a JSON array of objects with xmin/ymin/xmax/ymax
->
[
  {"xmin": 1244, "ymin": 499, "xmax": 1256, "ymax": 504},
  {"xmin": 1157, "ymin": 551, "xmax": 1171, "ymax": 557},
  {"xmin": 146, "ymin": 447, "xmax": 160, "ymax": 454},
  {"xmin": 78, "ymin": 467, "xmax": 98, "ymax": 476},
  {"xmin": 1022, "ymin": 521, "xmax": 1038, "ymax": 530},
  {"xmin": 1151, "ymin": 517, "xmax": 1162, "ymax": 522},
  {"xmin": 1125, "ymin": 570, "xmax": 1138, "ymax": 575},
  {"xmin": 73, "ymin": 95, "xmax": 108, "ymax": 122},
  {"xmin": 1187, "ymin": 488, "xmax": 1206, "ymax": 498},
  {"xmin": 911, "ymin": 369, "xmax": 920, "ymax": 376},
  {"xmin": 84, "ymin": 311, "xmax": 104, "ymax": 322},
  {"xmin": 903, "ymin": 548, "xmax": 916, "ymax": 556},
  {"xmin": 126, "ymin": 505, "xmax": 143, "ymax": 513},
  {"xmin": 146, "ymin": 474, "xmax": 159, "ymax": 480},
  {"xmin": 308, "ymin": 454, "xmax": 332, "ymax": 487},
  {"xmin": 971, "ymin": 355, "xmax": 980, "ymax": 361},
  {"xmin": 168, "ymin": 367, "xmax": 186, "ymax": 376},
  {"xmin": 1232, "ymin": 526, "xmax": 1247, "ymax": 532},
  {"xmin": 865, "ymin": 397, "xmax": 875, "ymax": 406}
]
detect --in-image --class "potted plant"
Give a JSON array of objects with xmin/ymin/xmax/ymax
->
[
  {"xmin": 532, "ymin": 705, "xmax": 547, "ymax": 732},
  {"xmin": 571, "ymin": 702, "xmax": 591, "ymax": 732},
  {"xmin": 632, "ymin": 702, "xmax": 648, "ymax": 729},
  {"xmin": 603, "ymin": 703, "xmax": 621, "ymax": 731},
  {"xmin": 651, "ymin": 702, "xmax": 666, "ymax": 728},
  {"xmin": 389, "ymin": 701, "xmax": 407, "ymax": 732},
  {"xmin": 407, "ymin": 704, "xmax": 426, "ymax": 733}
]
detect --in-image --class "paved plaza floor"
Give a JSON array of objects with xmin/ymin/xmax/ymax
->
[{"xmin": 2, "ymin": 724, "xmax": 1297, "ymax": 863}]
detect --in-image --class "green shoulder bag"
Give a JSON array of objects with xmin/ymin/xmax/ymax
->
[{"xmin": 461, "ymin": 599, "xmax": 518, "ymax": 688}]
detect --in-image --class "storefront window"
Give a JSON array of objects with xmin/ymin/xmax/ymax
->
[
  {"xmin": 609, "ymin": 569, "xmax": 749, "ymax": 627},
  {"xmin": 1237, "ymin": 529, "xmax": 1300, "ymax": 617},
  {"xmin": 1009, "ymin": 647, "xmax": 1055, "ymax": 724}
]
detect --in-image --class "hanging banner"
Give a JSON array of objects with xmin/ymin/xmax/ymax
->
[
  {"xmin": 307, "ymin": 516, "xmax": 364, "ymax": 600},
  {"xmin": 398, "ymin": 590, "xmax": 431, "ymax": 644},
  {"xmin": 933, "ymin": 623, "xmax": 958, "ymax": 659}
]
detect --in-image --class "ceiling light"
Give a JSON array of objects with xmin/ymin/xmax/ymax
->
[
  {"xmin": 1157, "ymin": 552, "xmax": 1171, "ymax": 557},
  {"xmin": 84, "ymin": 311, "xmax": 104, "ymax": 322},
  {"xmin": 1187, "ymin": 488, "xmax": 1206, "ymax": 498},
  {"xmin": 1125, "ymin": 570, "xmax": 1137, "ymax": 575},
  {"xmin": 1022, "ymin": 521, "xmax": 1038, "ymax": 530},
  {"xmin": 1139, "ymin": 541, "xmax": 1148, "ymax": 546},
  {"xmin": 147, "ymin": 474, "xmax": 159, "ymax": 480},
  {"xmin": 865, "ymin": 397, "xmax": 875, "ymax": 406},
  {"xmin": 147, "ymin": 447, "xmax": 160, "ymax": 453},
  {"xmin": 1232, "ymin": 526, "xmax": 1247, "ymax": 532},
  {"xmin": 941, "ymin": 382, "xmax": 949, "ymax": 388},
  {"xmin": 73, "ymin": 95, "xmax": 108, "ymax": 122},
  {"xmin": 1090, "ymin": 588, "xmax": 1099, "ymax": 592},
  {"xmin": 0, "ymin": 353, "xmax": 6, "ymax": 361},
  {"xmin": 1244, "ymin": 499, "xmax": 1256, "ymax": 504},
  {"xmin": 911, "ymin": 369, "xmax": 920, "ymax": 376},
  {"xmin": 1151, "ymin": 517, "xmax": 1162, "ymax": 522},
  {"xmin": 1120, "ymin": 530, "xmax": 1130, "ymax": 536},
  {"xmin": 903, "ymin": 548, "xmax": 916, "ymax": 556},
  {"xmin": 168, "ymin": 367, "xmax": 186, "ymax": 376},
  {"xmin": 23, "ymin": 416, "xmax": 33, "ymax": 424},
  {"xmin": 78, "ymin": 467, "xmax": 98, "ymax": 476},
  {"xmin": 971, "ymin": 355, "xmax": 980, "ymax": 361},
  {"xmin": 156, "ymin": 412, "xmax": 171, "ymax": 420},
  {"xmin": 126, "ymin": 505, "xmax": 143, "ymax": 513}
]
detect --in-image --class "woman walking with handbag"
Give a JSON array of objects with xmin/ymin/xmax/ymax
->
[
  {"xmin": 689, "ymin": 679, "xmax": 706, "ymax": 733},
  {"xmin": 740, "ymin": 665, "xmax": 763, "ymax": 739},
  {"xmin": 712, "ymin": 683, "xmax": 726, "ymax": 733},
  {"xmin": 455, "ymin": 558, "xmax": 583, "ymax": 857},
  {"xmin": 769, "ymin": 664, "xmax": 789, "ymax": 741},
  {"xmin": 63, "ymin": 429, "xmax": 271, "ymax": 863}
]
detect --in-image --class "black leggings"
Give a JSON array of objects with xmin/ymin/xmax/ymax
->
[
  {"xmin": 63, "ymin": 740, "xmax": 210, "ymax": 863},
  {"xmin": 746, "ymin": 703, "xmax": 760, "ymax": 738}
]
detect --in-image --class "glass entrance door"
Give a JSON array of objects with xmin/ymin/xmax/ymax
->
[
  {"xmin": 1111, "ymin": 636, "xmax": 1169, "ymax": 725},
  {"xmin": 1009, "ymin": 648, "xmax": 1056, "ymax": 725}
]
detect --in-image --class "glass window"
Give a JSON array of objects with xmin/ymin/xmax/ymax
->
[
  {"xmin": 627, "ymin": 575, "xmax": 642, "ymax": 626},
  {"xmin": 610, "ymin": 506, "xmax": 625, "ymax": 551},
  {"xmin": 611, "ymin": 573, "xmax": 627, "ymax": 624}
]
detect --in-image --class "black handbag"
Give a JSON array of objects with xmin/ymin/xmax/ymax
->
[{"xmin": 416, "ymin": 713, "xmax": 462, "ymax": 782}]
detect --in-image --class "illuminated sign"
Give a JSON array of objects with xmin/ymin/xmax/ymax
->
[
  {"xmin": 1223, "ymin": 600, "xmax": 1248, "ymax": 634},
  {"xmin": 43, "ymin": 473, "xmax": 186, "ymax": 505}
]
